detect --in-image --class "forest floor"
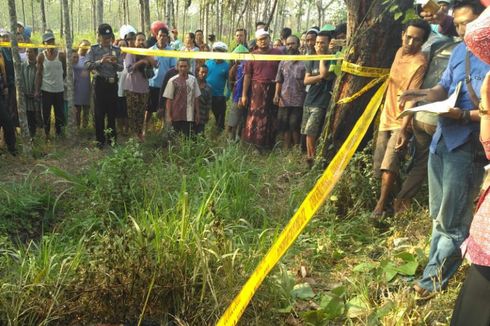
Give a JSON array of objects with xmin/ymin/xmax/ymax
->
[{"xmin": 0, "ymin": 126, "xmax": 463, "ymax": 325}]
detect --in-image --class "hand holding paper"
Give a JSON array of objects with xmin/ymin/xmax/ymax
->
[{"xmin": 397, "ymin": 81, "xmax": 462, "ymax": 119}]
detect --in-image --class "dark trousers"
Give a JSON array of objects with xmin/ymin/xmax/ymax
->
[
  {"xmin": 172, "ymin": 121, "xmax": 195, "ymax": 137},
  {"xmin": 211, "ymin": 96, "xmax": 226, "ymax": 131},
  {"xmin": 41, "ymin": 90, "xmax": 64, "ymax": 136},
  {"xmin": 26, "ymin": 111, "xmax": 37, "ymax": 137},
  {"xmin": 0, "ymin": 96, "xmax": 16, "ymax": 153},
  {"xmin": 451, "ymin": 264, "xmax": 490, "ymax": 326},
  {"xmin": 94, "ymin": 77, "xmax": 118, "ymax": 146}
]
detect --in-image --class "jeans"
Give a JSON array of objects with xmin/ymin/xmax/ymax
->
[{"xmin": 418, "ymin": 138, "xmax": 484, "ymax": 291}]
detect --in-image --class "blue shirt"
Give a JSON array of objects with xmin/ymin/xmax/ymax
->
[
  {"xmin": 205, "ymin": 60, "xmax": 229, "ymax": 97},
  {"xmin": 232, "ymin": 62, "xmax": 246, "ymax": 103},
  {"xmin": 431, "ymin": 42, "xmax": 490, "ymax": 152},
  {"xmin": 148, "ymin": 44, "xmax": 176, "ymax": 88}
]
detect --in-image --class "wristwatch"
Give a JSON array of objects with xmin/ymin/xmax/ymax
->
[
  {"xmin": 479, "ymin": 102, "xmax": 488, "ymax": 116},
  {"xmin": 461, "ymin": 110, "xmax": 471, "ymax": 124}
]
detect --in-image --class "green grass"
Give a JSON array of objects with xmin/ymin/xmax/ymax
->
[{"xmin": 0, "ymin": 134, "xmax": 461, "ymax": 325}]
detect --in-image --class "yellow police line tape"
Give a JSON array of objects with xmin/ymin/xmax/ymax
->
[
  {"xmin": 0, "ymin": 41, "xmax": 342, "ymax": 61},
  {"xmin": 336, "ymin": 61, "xmax": 390, "ymax": 105},
  {"xmin": 216, "ymin": 76, "xmax": 389, "ymax": 326},
  {"xmin": 121, "ymin": 47, "xmax": 342, "ymax": 61},
  {"xmin": 0, "ymin": 41, "xmax": 60, "ymax": 49}
]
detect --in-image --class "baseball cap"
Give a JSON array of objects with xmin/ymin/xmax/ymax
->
[
  {"xmin": 42, "ymin": 31, "xmax": 55, "ymax": 42},
  {"xmin": 212, "ymin": 41, "xmax": 228, "ymax": 52},
  {"xmin": 255, "ymin": 28, "xmax": 269, "ymax": 39},
  {"xmin": 98, "ymin": 23, "xmax": 114, "ymax": 37}
]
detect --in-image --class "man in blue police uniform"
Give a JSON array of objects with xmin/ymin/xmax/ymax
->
[{"xmin": 85, "ymin": 23, "xmax": 123, "ymax": 148}]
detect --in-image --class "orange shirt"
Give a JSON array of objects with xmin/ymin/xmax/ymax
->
[{"xmin": 379, "ymin": 48, "xmax": 428, "ymax": 131}]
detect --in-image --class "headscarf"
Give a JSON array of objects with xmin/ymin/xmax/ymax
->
[{"xmin": 465, "ymin": 7, "xmax": 490, "ymax": 64}]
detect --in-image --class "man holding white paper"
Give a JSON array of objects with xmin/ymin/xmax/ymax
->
[{"xmin": 400, "ymin": 0, "xmax": 490, "ymax": 297}]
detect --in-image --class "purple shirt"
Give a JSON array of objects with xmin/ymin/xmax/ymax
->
[
  {"xmin": 123, "ymin": 53, "xmax": 149, "ymax": 94},
  {"xmin": 232, "ymin": 62, "xmax": 246, "ymax": 103},
  {"xmin": 73, "ymin": 55, "xmax": 91, "ymax": 105},
  {"xmin": 275, "ymin": 60, "xmax": 306, "ymax": 108}
]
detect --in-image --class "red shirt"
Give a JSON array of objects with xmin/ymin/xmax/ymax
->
[{"xmin": 244, "ymin": 48, "xmax": 282, "ymax": 82}]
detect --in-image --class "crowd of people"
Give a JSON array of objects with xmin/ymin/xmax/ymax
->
[
  {"xmin": 1, "ymin": 0, "xmax": 490, "ymax": 323},
  {"xmin": 0, "ymin": 18, "xmax": 347, "ymax": 159}
]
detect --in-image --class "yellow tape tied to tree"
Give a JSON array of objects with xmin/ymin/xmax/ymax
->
[
  {"xmin": 336, "ymin": 61, "xmax": 390, "ymax": 105},
  {"xmin": 217, "ymin": 69, "xmax": 389, "ymax": 326}
]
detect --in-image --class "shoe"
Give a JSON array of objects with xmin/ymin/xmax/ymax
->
[
  {"xmin": 412, "ymin": 284, "xmax": 436, "ymax": 300},
  {"xmin": 306, "ymin": 158, "xmax": 314, "ymax": 169}
]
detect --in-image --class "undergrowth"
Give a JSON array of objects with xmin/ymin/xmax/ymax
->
[{"xmin": 0, "ymin": 136, "xmax": 459, "ymax": 325}]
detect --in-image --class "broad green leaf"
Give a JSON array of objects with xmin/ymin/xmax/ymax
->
[
  {"xmin": 353, "ymin": 262, "xmax": 378, "ymax": 273},
  {"xmin": 395, "ymin": 251, "xmax": 415, "ymax": 262},
  {"xmin": 347, "ymin": 295, "xmax": 370, "ymax": 318},
  {"xmin": 291, "ymin": 282, "xmax": 315, "ymax": 300},
  {"xmin": 300, "ymin": 309, "xmax": 327, "ymax": 324},
  {"xmin": 395, "ymin": 260, "xmax": 418, "ymax": 276}
]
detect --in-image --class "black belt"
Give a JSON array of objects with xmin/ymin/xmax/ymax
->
[{"xmin": 95, "ymin": 75, "xmax": 118, "ymax": 83}]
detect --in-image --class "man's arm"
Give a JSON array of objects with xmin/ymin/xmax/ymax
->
[
  {"xmin": 84, "ymin": 48, "xmax": 98, "ymax": 71},
  {"xmin": 165, "ymin": 99, "xmax": 172, "ymax": 123},
  {"xmin": 240, "ymin": 73, "xmax": 251, "ymax": 107},
  {"xmin": 399, "ymin": 84, "xmax": 448, "ymax": 106},
  {"xmin": 59, "ymin": 52, "xmax": 67, "ymax": 79},
  {"xmin": 304, "ymin": 61, "xmax": 330, "ymax": 85}
]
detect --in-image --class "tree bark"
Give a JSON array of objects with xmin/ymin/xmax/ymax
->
[
  {"xmin": 60, "ymin": 0, "xmax": 64, "ymax": 38},
  {"xmin": 96, "ymin": 0, "xmax": 103, "ymax": 27},
  {"xmin": 31, "ymin": 0, "xmax": 35, "ymax": 33},
  {"xmin": 21, "ymin": 0, "xmax": 26, "ymax": 26},
  {"xmin": 7, "ymin": 0, "xmax": 32, "ymax": 155},
  {"xmin": 144, "ymin": 0, "xmax": 151, "ymax": 33},
  {"xmin": 61, "ymin": 0, "xmax": 76, "ymax": 139},
  {"xmin": 320, "ymin": 0, "xmax": 414, "ymax": 163},
  {"xmin": 40, "ymin": 0, "xmax": 47, "ymax": 32}
]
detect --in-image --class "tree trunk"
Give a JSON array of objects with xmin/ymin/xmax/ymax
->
[
  {"xmin": 40, "ymin": 0, "xmax": 47, "ymax": 32},
  {"xmin": 306, "ymin": 1, "xmax": 311, "ymax": 29},
  {"xmin": 7, "ymin": 0, "xmax": 32, "ymax": 155},
  {"xmin": 144, "ymin": 0, "xmax": 151, "ymax": 33},
  {"xmin": 166, "ymin": 0, "xmax": 174, "ymax": 29},
  {"xmin": 77, "ymin": 0, "xmax": 81, "ymax": 35},
  {"xmin": 62, "ymin": 0, "xmax": 76, "ymax": 138},
  {"xmin": 21, "ymin": 0, "xmax": 26, "ymax": 26},
  {"xmin": 92, "ymin": 0, "xmax": 96, "ymax": 33},
  {"xmin": 60, "ymin": 0, "xmax": 64, "ymax": 38},
  {"xmin": 139, "ymin": 0, "xmax": 145, "ymax": 32},
  {"xmin": 320, "ymin": 0, "xmax": 413, "ymax": 163},
  {"xmin": 296, "ymin": 0, "xmax": 304, "ymax": 32},
  {"xmin": 96, "ymin": 0, "xmax": 103, "ymax": 27},
  {"xmin": 265, "ymin": 0, "xmax": 279, "ymax": 31},
  {"xmin": 31, "ymin": 0, "xmax": 35, "ymax": 33}
]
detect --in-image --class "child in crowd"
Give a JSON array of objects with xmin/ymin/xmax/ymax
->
[
  {"xmin": 163, "ymin": 58, "xmax": 200, "ymax": 137},
  {"xmin": 196, "ymin": 65, "xmax": 212, "ymax": 135}
]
